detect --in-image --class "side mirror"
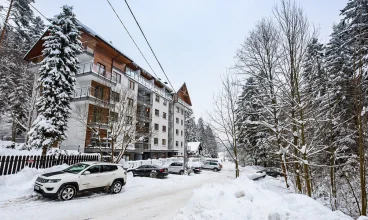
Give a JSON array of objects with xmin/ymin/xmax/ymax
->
[{"xmin": 83, "ymin": 171, "xmax": 91, "ymax": 175}]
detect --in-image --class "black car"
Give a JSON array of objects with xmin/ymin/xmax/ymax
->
[
  {"xmin": 131, "ymin": 165, "xmax": 169, "ymax": 178},
  {"xmin": 256, "ymin": 167, "xmax": 284, "ymax": 178}
]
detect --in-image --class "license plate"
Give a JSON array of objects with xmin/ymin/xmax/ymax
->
[{"xmin": 34, "ymin": 185, "xmax": 40, "ymax": 190}]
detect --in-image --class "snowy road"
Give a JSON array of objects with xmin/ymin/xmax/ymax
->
[{"xmin": 0, "ymin": 169, "xmax": 233, "ymax": 220}]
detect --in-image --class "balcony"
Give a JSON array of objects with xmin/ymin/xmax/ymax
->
[
  {"xmin": 136, "ymin": 112, "xmax": 152, "ymax": 122},
  {"xmin": 77, "ymin": 63, "xmax": 117, "ymax": 84},
  {"xmin": 73, "ymin": 86, "xmax": 113, "ymax": 107},
  {"xmin": 135, "ymin": 143, "xmax": 151, "ymax": 151},
  {"xmin": 137, "ymin": 94, "xmax": 152, "ymax": 106},
  {"xmin": 126, "ymin": 69, "xmax": 173, "ymax": 101}
]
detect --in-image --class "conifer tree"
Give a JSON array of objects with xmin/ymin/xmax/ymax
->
[{"xmin": 28, "ymin": 5, "xmax": 82, "ymax": 155}]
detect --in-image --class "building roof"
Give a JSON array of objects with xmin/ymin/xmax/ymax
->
[
  {"xmin": 187, "ymin": 142, "xmax": 201, "ymax": 152},
  {"xmin": 77, "ymin": 21, "xmax": 134, "ymax": 62},
  {"xmin": 176, "ymin": 83, "xmax": 192, "ymax": 106}
]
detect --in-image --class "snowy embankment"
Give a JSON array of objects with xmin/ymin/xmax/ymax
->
[
  {"xmin": 0, "ymin": 164, "xmax": 69, "ymax": 202},
  {"xmin": 176, "ymin": 174, "xmax": 352, "ymax": 220}
]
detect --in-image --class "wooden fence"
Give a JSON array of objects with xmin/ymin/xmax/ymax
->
[{"xmin": 0, "ymin": 155, "xmax": 99, "ymax": 176}]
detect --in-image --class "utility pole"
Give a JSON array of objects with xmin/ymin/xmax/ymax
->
[{"xmin": 0, "ymin": 0, "xmax": 14, "ymax": 50}]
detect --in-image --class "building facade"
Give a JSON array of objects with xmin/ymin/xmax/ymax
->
[{"xmin": 24, "ymin": 22, "xmax": 193, "ymax": 161}]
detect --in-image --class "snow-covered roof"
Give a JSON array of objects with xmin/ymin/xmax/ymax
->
[{"xmin": 187, "ymin": 142, "xmax": 201, "ymax": 152}]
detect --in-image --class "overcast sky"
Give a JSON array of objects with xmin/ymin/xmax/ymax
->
[{"xmin": 33, "ymin": 0, "xmax": 348, "ymax": 121}]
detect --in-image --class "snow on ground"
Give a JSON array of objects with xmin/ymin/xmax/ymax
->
[
  {"xmin": 0, "ymin": 164, "xmax": 69, "ymax": 202},
  {"xmin": 175, "ymin": 169, "xmax": 352, "ymax": 220},
  {"xmin": 0, "ymin": 164, "xmax": 233, "ymax": 220},
  {"xmin": 0, "ymin": 162, "xmax": 354, "ymax": 220}
]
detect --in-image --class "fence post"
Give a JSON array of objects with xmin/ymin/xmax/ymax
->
[
  {"xmin": 12, "ymin": 156, "xmax": 18, "ymax": 174},
  {"xmin": 7, "ymin": 156, "xmax": 14, "ymax": 175},
  {"xmin": 0, "ymin": 156, "xmax": 6, "ymax": 176}
]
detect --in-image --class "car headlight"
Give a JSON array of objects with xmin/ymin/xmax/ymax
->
[{"xmin": 47, "ymin": 179, "xmax": 61, "ymax": 183}]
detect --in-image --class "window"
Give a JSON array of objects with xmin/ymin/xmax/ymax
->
[
  {"xmin": 181, "ymin": 120, "xmax": 183, "ymax": 125},
  {"xmin": 102, "ymin": 165, "xmax": 118, "ymax": 172},
  {"xmin": 176, "ymin": 118, "xmax": 179, "ymax": 124},
  {"xmin": 181, "ymin": 109, "xmax": 184, "ymax": 115},
  {"xmin": 112, "ymin": 91, "xmax": 120, "ymax": 102},
  {"xmin": 116, "ymin": 73, "xmax": 122, "ymax": 84},
  {"xmin": 128, "ymin": 98, "xmax": 134, "ymax": 107},
  {"xmin": 154, "ymin": 138, "xmax": 158, "ymax": 145},
  {"xmin": 162, "ymin": 125, "xmax": 166, "ymax": 132},
  {"xmin": 176, "ymin": 129, "xmax": 179, "ymax": 135},
  {"xmin": 176, "ymin": 141, "xmax": 178, "ymax": 147},
  {"xmin": 154, "ymin": 123, "xmax": 159, "ymax": 131},
  {"xmin": 163, "ymin": 100, "xmax": 167, "ymax": 106},
  {"xmin": 163, "ymin": 112, "xmax": 167, "ymax": 119},
  {"xmin": 155, "ymin": 109, "xmax": 159, "ymax": 116},
  {"xmin": 155, "ymin": 94, "xmax": 160, "ymax": 102},
  {"xmin": 86, "ymin": 165, "xmax": 101, "ymax": 174},
  {"xmin": 181, "ymin": 130, "xmax": 183, "ymax": 136},
  {"xmin": 162, "ymin": 139, "xmax": 166, "ymax": 146},
  {"xmin": 181, "ymin": 142, "xmax": 183, "ymax": 147},
  {"xmin": 96, "ymin": 63, "xmax": 106, "ymax": 75},
  {"xmin": 129, "ymin": 80, "xmax": 135, "ymax": 90},
  {"xmin": 176, "ymin": 107, "xmax": 180, "ymax": 113},
  {"xmin": 126, "ymin": 116, "xmax": 133, "ymax": 125},
  {"xmin": 110, "ymin": 112, "xmax": 118, "ymax": 122}
]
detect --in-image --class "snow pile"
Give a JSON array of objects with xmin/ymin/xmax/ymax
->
[
  {"xmin": 175, "ymin": 176, "xmax": 352, "ymax": 220},
  {"xmin": 0, "ymin": 164, "xmax": 69, "ymax": 203}
]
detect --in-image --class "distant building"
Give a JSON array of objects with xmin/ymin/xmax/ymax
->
[{"xmin": 24, "ymin": 21, "xmax": 193, "ymax": 161}]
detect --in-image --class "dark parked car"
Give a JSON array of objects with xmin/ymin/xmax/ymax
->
[
  {"xmin": 188, "ymin": 162, "xmax": 202, "ymax": 174},
  {"xmin": 256, "ymin": 167, "xmax": 284, "ymax": 178},
  {"xmin": 131, "ymin": 165, "xmax": 169, "ymax": 178}
]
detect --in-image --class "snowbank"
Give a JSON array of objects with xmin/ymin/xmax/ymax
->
[
  {"xmin": 175, "ymin": 176, "xmax": 352, "ymax": 220},
  {"xmin": 0, "ymin": 164, "xmax": 69, "ymax": 202}
]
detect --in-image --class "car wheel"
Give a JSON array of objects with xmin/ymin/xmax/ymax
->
[
  {"xmin": 110, "ymin": 180, "xmax": 123, "ymax": 194},
  {"xmin": 57, "ymin": 185, "xmax": 76, "ymax": 201},
  {"xmin": 179, "ymin": 170, "xmax": 184, "ymax": 175},
  {"xmin": 213, "ymin": 168, "xmax": 219, "ymax": 172},
  {"xmin": 150, "ymin": 170, "xmax": 157, "ymax": 178}
]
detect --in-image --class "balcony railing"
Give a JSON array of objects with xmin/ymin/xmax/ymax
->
[
  {"xmin": 136, "ymin": 112, "xmax": 152, "ymax": 121},
  {"xmin": 137, "ymin": 94, "xmax": 152, "ymax": 106},
  {"xmin": 77, "ymin": 63, "xmax": 117, "ymax": 84},
  {"xmin": 135, "ymin": 143, "xmax": 151, "ymax": 150},
  {"xmin": 74, "ymin": 86, "xmax": 112, "ymax": 106},
  {"xmin": 126, "ymin": 69, "xmax": 173, "ymax": 101}
]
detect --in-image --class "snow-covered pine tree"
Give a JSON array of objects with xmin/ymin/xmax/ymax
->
[
  {"xmin": 339, "ymin": 0, "xmax": 368, "ymax": 215},
  {"xmin": 196, "ymin": 117, "xmax": 208, "ymax": 155},
  {"xmin": 28, "ymin": 5, "xmax": 82, "ymax": 155},
  {"xmin": 235, "ymin": 77, "xmax": 268, "ymax": 166},
  {"xmin": 185, "ymin": 110, "xmax": 197, "ymax": 142},
  {"xmin": 205, "ymin": 125, "xmax": 218, "ymax": 158}
]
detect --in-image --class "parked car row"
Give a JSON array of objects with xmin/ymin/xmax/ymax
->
[{"xmin": 33, "ymin": 159, "xmax": 223, "ymax": 201}]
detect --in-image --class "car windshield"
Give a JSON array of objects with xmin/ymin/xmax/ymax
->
[{"xmin": 63, "ymin": 163, "xmax": 90, "ymax": 174}]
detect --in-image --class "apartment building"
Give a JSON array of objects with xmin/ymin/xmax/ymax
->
[{"xmin": 24, "ymin": 22, "xmax": 192, "ymax": 161}]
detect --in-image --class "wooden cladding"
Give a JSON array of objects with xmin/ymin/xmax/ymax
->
[
  {"xmin": 87, "ymin": 104, "xmax": 109, "ymax": 124},
  {"xmin": 91, "ymin": 80, "xmax": 110, "ymax": 102},
  {"xmin": 85, "ymin": 127, "xmax": 108, "ymax": 147}
]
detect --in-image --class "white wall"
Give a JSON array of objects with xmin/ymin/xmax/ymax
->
[
  {"xmin": 151, "ymin": 93, "xmax": 169, "ymax": 150},
  {"xmin": 173, "ymin": 102, "xmax": 185, "ymax": 156}
]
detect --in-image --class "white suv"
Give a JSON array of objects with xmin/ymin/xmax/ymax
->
[
  {"xmin": 202, "ymin": 161, "xmax": 222, "ymax": 172},
  {"xmin": 34, "ymin": 161, "xmax": 127, "ymax": 201}
]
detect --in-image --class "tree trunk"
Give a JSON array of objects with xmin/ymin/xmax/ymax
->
[
  {"xmin": 42, "ymin": 146, "xmax": 47, "ymax": 156},
  {"xmin": 11, "ymin": 120, "xmax": 16, "ymax": 142},
  {"xmin": 280, "ymin": 155, "xmax": 290, "ymax": 188},
  {"xmin": 0, "ymin": 0, "xmax": 14, "ymax": 49},
  {"xmin": 111, "ymin": 140, "xmax": 114, "ymax": 163}
]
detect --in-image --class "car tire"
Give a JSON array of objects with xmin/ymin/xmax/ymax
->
[
  {"xmin": 57, "ymin": 184, "xmax": 77, "ymax": 201},
  {"xmin": 110, "ymin": 180, "xmax": 123, "ymax": 194},
  {"xmin": 213, "ymin": 168, "xmax": 219, "ymax": 172},
  {"xmin": 150, "ymin": 170, "xmax": 157, "ymax": 178},
  {"xmin": 179, "ymin": 170, "xmax": 184, "ymax": 175}
]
